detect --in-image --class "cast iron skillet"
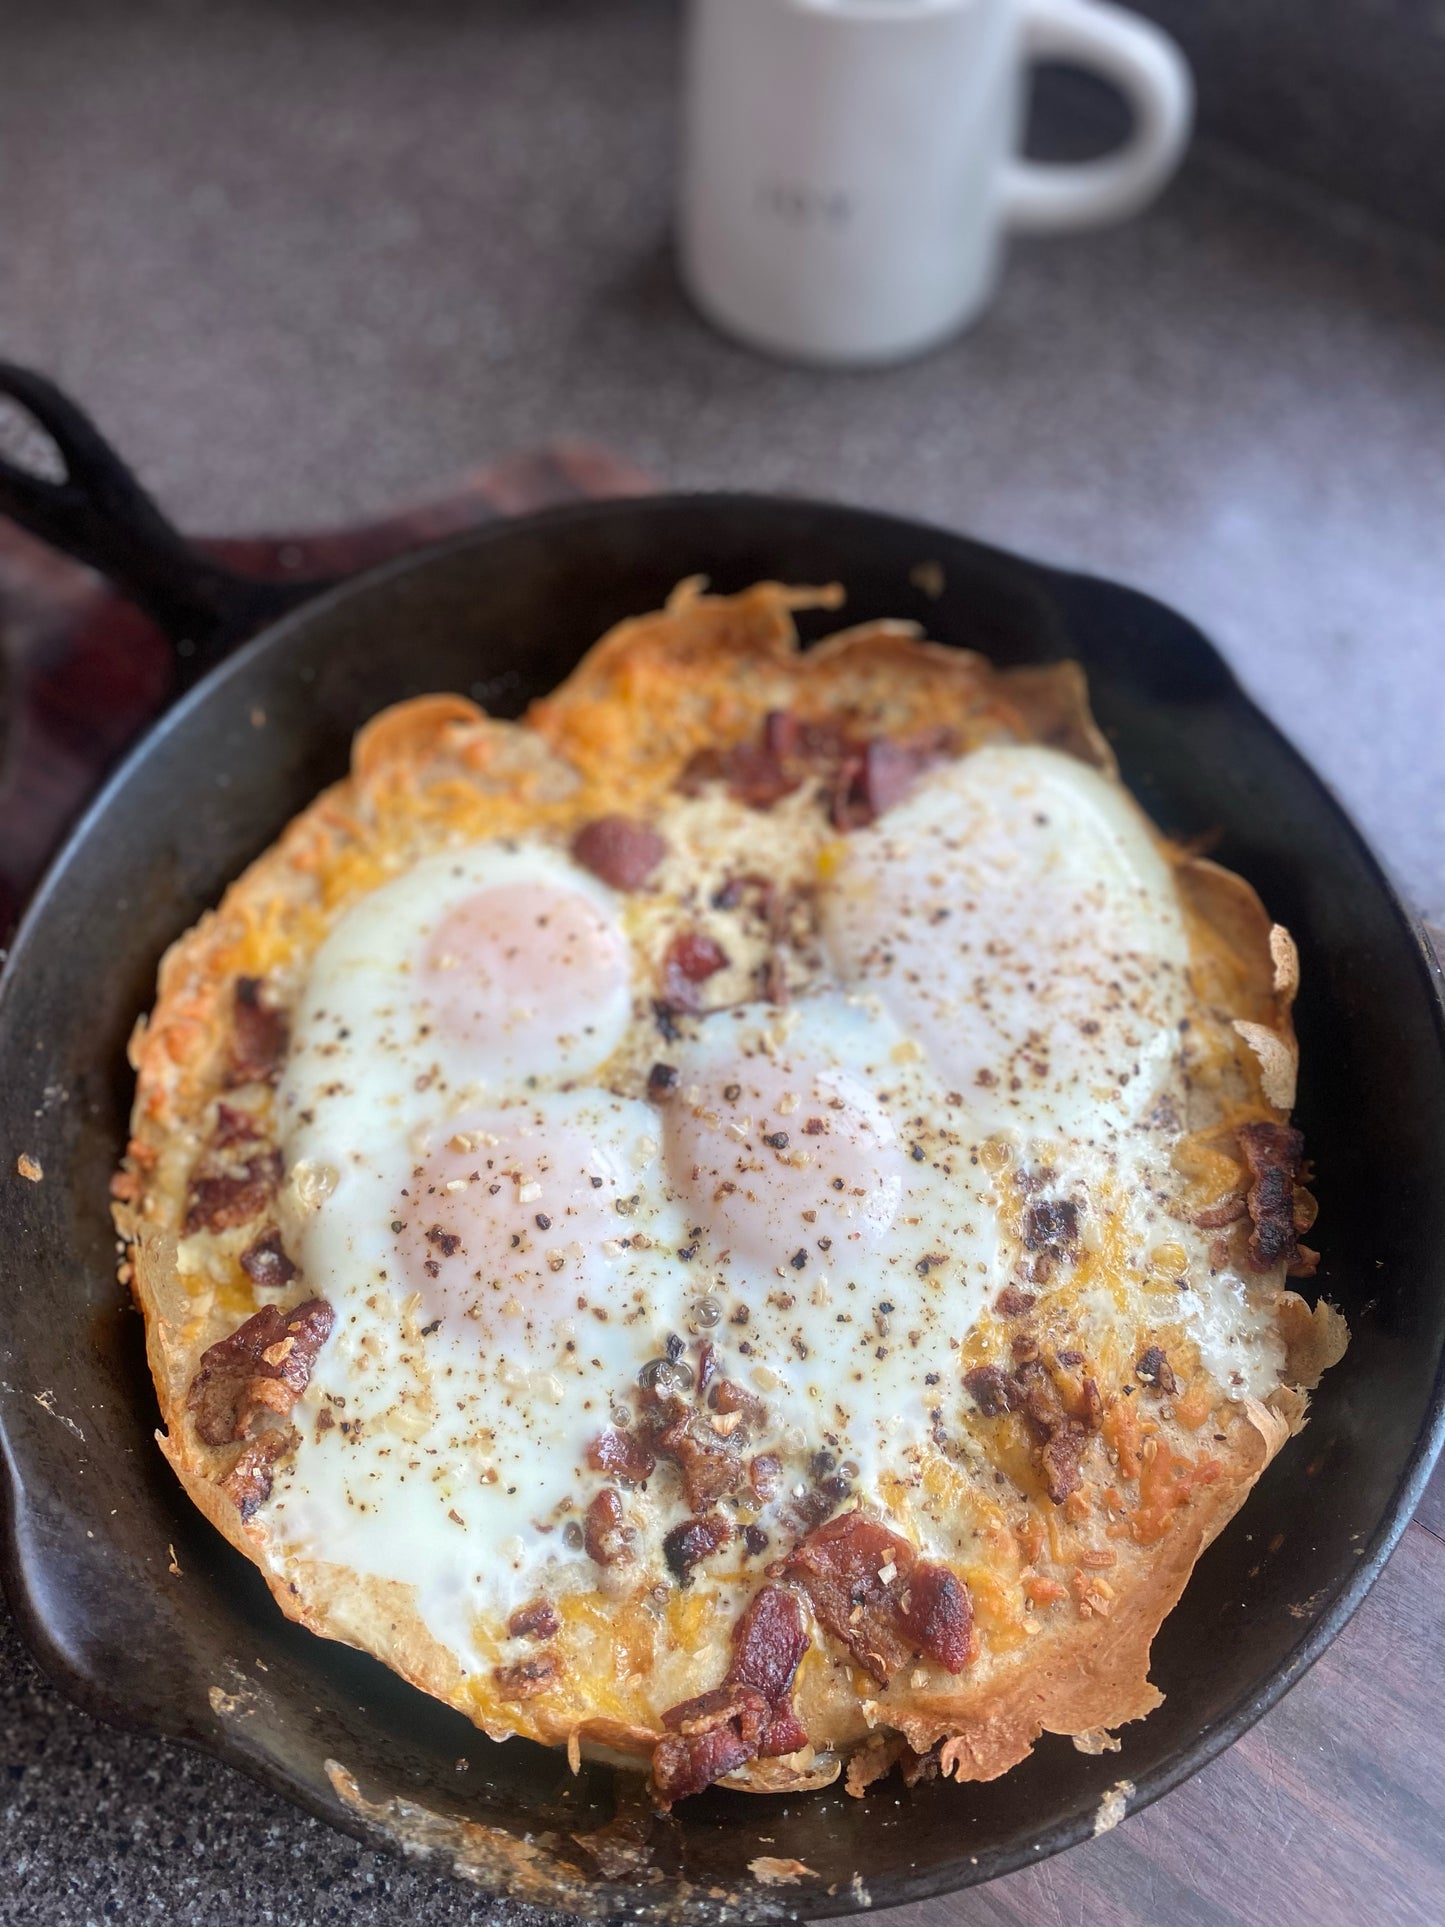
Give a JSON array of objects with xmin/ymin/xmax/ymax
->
[{"xmin": 1, "ymin": 367, "xmax": 1442, "ymax": 1923}]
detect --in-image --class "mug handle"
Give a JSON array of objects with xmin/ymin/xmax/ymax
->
[{"xmin": 1001, "ymin": 0, "xmax": 1193, "ymax": 232}]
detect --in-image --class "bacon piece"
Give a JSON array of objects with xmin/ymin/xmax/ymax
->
[
  {"xmin": 1022, "ymin": 1198, "xmax": 1079, "ymax": 1254},
  {"xmin": 994, "ymin": 1285, "xmax": 1037, "ymax": 1317},
  {"xmin": 583, "ymin": 1487, "xmax": 635, "ymax": 1566},
  {"xmin": 969, "ymin": 1352, "xmax": 1101, "ymax": 1505},
  {"xmin": 1135, "ymin": 1346, "xmax": 1178, "ymax": 1395},
  {"xmin": 653, "ymin": 1407, "xmax": 748, "ymax": 1509},
  {"xmin": 186, "ymin": 1299, "xmax": 334, "ymax": 1447},
  {"xmin": 238, "ymin": 1228, "xmax": 297, "ymax": 1289},
  {"xmin": 652, "ymin": 1719, "xmax": 758, "ymax": 1806},
  {"xmin": 709, "ymin": 1377, "xmax": 765, "ymax": 1426},
  {"xmin": 493, "ymin": 1655, "xmax": 560, "ymax": 1699},
  {"xmin": 571, "ymin": 815, "xmax": 667, "ymax": 891},
  {"xmin": 830, "ymin": 728, "xmax": 958, "ymax": 831},
  {"xmin": 1236, "ymin": 1122, "xmax": 1315, "ymax": 1273},
  {"xmin": 779, "ymin": 1512, "xmax": 919, "ymax": 1684},
  {"xmin": 963, "ymin": 1363, "xmax": 1020, "ymax": 1417},
  {"xmin": 749, "ymin": 1452, "xmax": 782, "ymax": 1502},
  {"xmin": 217, "ymin": 1430, "xmax": 292, "ymax": 1519},
  {"xmin": 508, "ymin": 1599, "xmax": 560, "ymax": 1640},
  {"xmin": 226, "ymin": 977, "xmax": 288, "ymax": 1087},
  {"xmin": 1015, "ymin": 1358, "xmax": 1088, "ymax": 1503},
  {"xmin": 680, "ymin": 733, "xmax": 801, "ymax": 811},
  {"xmin": 729, "ymin": 1584, "xmax": 808, "ymax": 1708},
  {"xmin": 663, "ymin": 1511, "xmax": 733, "ymax": 1582},
  {"xmin": 651, "ymin": 1588, "xmax": 813, "ymax": 1804},
  {"xmin": 662, "ymin": 1682, "xmax": 767, "ymax": 1741},
  {"xmin": 661, "ymin": 930, "xmax": 730, "ymax": 1013},
  {"xmin": 897, "ymin": 1562, "xmax": 974, "ymax": 1673},
  {"xmin": 586, "ymin": 1426, "xmax": 655, "ymax": 1485},
  {"xmin": 183, "ymin": 1148, "xmax": 284, "ymax": 1236},
  {"xmin": 212, "ymin": 1102, "xmax": 263, "ymax": 1149}
]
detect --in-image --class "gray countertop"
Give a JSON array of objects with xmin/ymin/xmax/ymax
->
[{"xmin": 2, "ymin": 3, "xmax": 1443, "ymax": 1923}]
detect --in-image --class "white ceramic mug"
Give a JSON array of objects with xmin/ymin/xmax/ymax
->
[{"xmin": 679, "ymin": 0, "xmax": 1193, "ymax": 365}]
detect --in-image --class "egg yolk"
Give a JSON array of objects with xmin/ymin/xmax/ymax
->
[
  {"xmin": 665, "ymin": 1052, "xmax": 905, "ymax": 1275},
  {"xmin": 393, "ymin": 1113, "xmax": 635, "ymax": 1343},
  {"xmin": 417, "ymin": 882, "xmax": 629, "ymax": 1078}
]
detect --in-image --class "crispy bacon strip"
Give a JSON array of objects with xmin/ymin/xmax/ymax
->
[
  {"xmin": 1236, "ymin": 1121, "xmax": 1318, "ymax": 1275},
  {"xmin": 651, "ymin": 1586, "xmax": 812, "ymax": 1805},
  {"xmin": 779, "ymin": 1514, "xmax": 974, "ymax": 1684},
  {"xmin": 186, "ymin": 1299, "xmax": 334, "ymax": 1447},
  {"xmin": 730, "ymin": 1584, "xmax": 810, "ymax": 1755}
]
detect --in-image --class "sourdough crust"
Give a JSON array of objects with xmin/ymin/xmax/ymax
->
[{"xmin": 115, "ymin": 580, "xmax": 1341, "ymax": 1797}]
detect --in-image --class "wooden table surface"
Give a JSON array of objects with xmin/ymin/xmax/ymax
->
[{"xmin": 1, "ymin": 448, "xmax": 1441, "ymax": 1927}]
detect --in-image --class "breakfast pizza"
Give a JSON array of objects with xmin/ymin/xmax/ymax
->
[{"xmin": 111, "ymin": 580, "xmax": 1346, "ymax": 1804}]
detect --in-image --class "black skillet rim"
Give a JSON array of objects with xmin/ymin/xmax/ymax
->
[{"xmin": 2, "ymin": 490, "xmax": 1444, "ymax": 1917}]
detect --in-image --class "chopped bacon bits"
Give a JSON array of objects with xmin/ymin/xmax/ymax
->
[
  {"xmin": 829, "ymin": 730, "xmax": 957, "ymax": 832},
  {"xmin": 507, "ymin": 1599, "xmax": 561, "ymax": 1640},
  {"xmin": 571, "ymin": 815, "xmax": 667, "ymax": 891},
  {"xmin": 493, "ymin": 1654, "xmax": 560, "ymax": 1699},
  {"xmin": 965, "ymin": 1353, "xmax": 1102, "ymax": 1506},
  {"xmin": 995, "ymin": 1285, "xmax": 1037, "ymax": 1317},
  {"xmin": 964, "ymin": 1363, "xmax": 1021, "ymax": 1417},
  {"xmin": 1135, "ymin": 1346, "xmax": 1178, "ymax": 1395},
  {"xmin": 586, "ymin": 1426, "xmax": 655, "ymax": 1485},
  {"xmin": 661, "ymin": 930, "xmax": 731, "ymax": 1013},
  {"xmin": 654, "ymin": 1407, "xmax": 749, "ymax": 1510},
  {"xmin": 238, "ymin": 1228, "xmax": 297, "ymax": 1290},
  {"xmin": 226, "ymin": 977, "xmax": 288, "ymax": 1087},
  {"xmin": 218, "ymin": 1430, "xmax": 292, "ymax": 1520},
  {"xmin": 212, "ymin": 1102, "xmax": 263, "ymax": 1149},
  {"xmin": 583, "ymin": 1487, "xmax": 635, "ymax": 1566},
  {"xmin": 187, "ymin": 1299, "xmax": 334, "ymax": 1447},
  {"xmin": 1022, "ymin": 1198, "xmax": 1079, "ymax": 1254},
  {"xmin": 663, "ymin": 1511, "xmax": 733, "ymax": 1582},
  {"xmin": 679, "ymin": 712, "xmax": 957, "ymax": 830},
  {"xmin": 663, "ymin": 1682, "xmax": 768, "ymax": 1739},
  {"xmin": 1236, "ymin": 1122, "xmax": 1317, "ymax": 1274},
  {"xmin": 183, "ymin": 1148, "xmax": 284, "ymax": 1236},
  {"xmin": 749, "ymin": 1452, "xmax": 783, "ymax": 1502}
]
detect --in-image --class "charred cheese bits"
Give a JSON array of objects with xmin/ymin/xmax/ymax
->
[{"xmin": 114, "ymin": 580, "xmax": 1347, "ymax": 1807}]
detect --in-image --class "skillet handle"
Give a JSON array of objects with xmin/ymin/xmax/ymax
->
[{"xmin": 0, "ymin": 362, "xmax": 335, "ymax": 672}]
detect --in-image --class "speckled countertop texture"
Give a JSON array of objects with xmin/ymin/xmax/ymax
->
[{"xmin": 1, "ymin": 2, "xmax": 1443, "ymax": 1922}]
